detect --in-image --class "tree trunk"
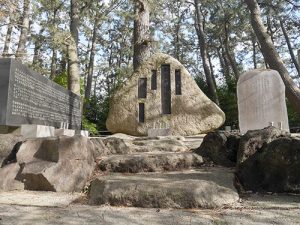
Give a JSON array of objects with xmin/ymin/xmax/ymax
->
[
  {"xmin": 298, "ymin": 50, "xmax": 300, "ymax": 67},
  {"xmin": 70, "ymin": 0, "xmax": 79, "ymax": 45},
  {"xmin": 280, "ymin": 20, "xmax": 300, "ymax": 75},
  {"xmin": 223, "ymin": 22, "xmax": 240, "ymax": 80},
  {"xmin": 267, "ymin": 14, "xmax": 275, "ymax": 43},
  {"xmin": 67, "ymin": 0, "xmax": 80, "ymax": 95},
  {"xmin": 32, "ymin": 29, "xmax": 44, "ymax": 66},
  {"xmin": 194, "ymin": 0, "xmax": 219, "ymax": 105},
  {"xmin": 219, "ymin": 40, "xmax": 232, "ymax": 82},
  {"xmin": 133, "ymin": 0, "xmax": 150, "ymax": 71},
  {"xmin": 208, "ymin": 51, "xmax": 217, "ymax": 87},
  {"xmin": 67, "ymin": 39, "xmax": 80, "ymax": 95},
  {"xmin": 217, "ymin": 47, "xmax": 232, "ymax": 86},
  {"xmin": 174, "ymin": 5, "xmax": 184, "ymax": 60},
  {"xmin": 59, "ymin": 53, "xmax": 67, "ymax": 74},
  {"xmin": 15, "ymin": 0, "xmax": 30, "ymax": 61},
  {"xmin": 251, "ymin": 33, "xmax": 257, "ymax": 68},
  {"xmin": 49, "ymin": 3, "xmax": 60, "ymax": 80},
  {"xmin": 85, "ymin": 15, "xmax": 99, "ymax": 100},
  {"xmin": 2, "ymin": 13, "xmax": 14, "ymax": 57},
  {"xmin": 245, "ymin": 0, "xmax": 300, "ymax": 114},
  {"xmin": 50, "ymin": 50, "xmax": 57, "ymax": 80}
]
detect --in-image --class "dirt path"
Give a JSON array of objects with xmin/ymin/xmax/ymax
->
[{"xmin": 0, "ymin": 192, "xmax": 299, "ymax": 225}]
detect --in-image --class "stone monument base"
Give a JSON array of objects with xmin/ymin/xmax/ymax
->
[
  {"xmin": 148, "ymin": 128, "xmax": 171, "ymax": 137},
  {"xmin": 55, "ymin": 129, "xmax": 75, "ymax": 137},
  {"xmin": 21, "ymin": 125, "xmax": 55, "ymax": 138},
  {"xmin": 75, "ymin": 130, "xmax": 89, "ymax": 137}
]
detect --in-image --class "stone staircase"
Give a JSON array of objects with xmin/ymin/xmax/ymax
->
[{"xmin": 88, "ymin": 135, "xmax": 240, "ymax": 209}]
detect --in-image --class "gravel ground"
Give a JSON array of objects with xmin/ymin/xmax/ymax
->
[{"xmin": 0, "ymin": 192, "xmax": 299, "ymax": 225}]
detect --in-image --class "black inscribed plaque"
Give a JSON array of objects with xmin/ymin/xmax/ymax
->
[
  {"xmin": 151, "ymin": 70, "xmax": 157, "ymax": 90},
  {"xmin": 175, "ymin": 69, "xmax": 182, "ymax": 95},
  {"xmin": 161, "ymin": 64, "xmax": 171, "ymax": 114},
  {"xmin": 139, "ymin": 103, "xmax": 145, "ymax": 123},
  {"xmin": 138, "ymin": 78, "xmax": 147, "ymax": 98},
  {"xmin": 0, "ymin": 58, "xmax": 82, "ymax": 129}
]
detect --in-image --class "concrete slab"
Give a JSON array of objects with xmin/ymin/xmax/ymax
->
[
  {"xmin": 21, "ymin": 125, "xmax": 55, "ymax": 138},
  {"xmin": 55, "ymin": 129, "xmax": 75, "ymax": 137}
]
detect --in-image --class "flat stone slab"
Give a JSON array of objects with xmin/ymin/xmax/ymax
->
[
  {"xmin": 89, "ymin": 167, "xmax": 239, "ymax": 208},
  {"xmin": 98, "ymin": 152, "xmax": 205, "ymax": 173},
  {"xmin": 0, "ymin": 191, "xmax": 82, "ymax": 207},
  {"xmin": 147, "ymin": 128, "xmax": 171, "ymax": 137}
]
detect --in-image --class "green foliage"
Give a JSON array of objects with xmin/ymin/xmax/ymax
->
[
  {"xmin": 195, "ymin": 75, "xmax": 238, "ymax": 129},
  {"xmin": 217, "ymin": 81, "xmax": 238, "ymax": 129},
  {"xmin": 83, "ymin": 95, "xmax": 110, "ymax": 133},
  {"xmin": 53, "ymin": 71, "xmax": 85, "ymax": 96},
  {"xmin": 287, "ymin": 100, "xmax": 300, "ymax": 128},
  {"xmin": 53, "ymin": 71, "xmax": 68, "ymax": 88},
  {"xmin": 82, "ymin": 116, "xmax": 98, "ymax": 136}
]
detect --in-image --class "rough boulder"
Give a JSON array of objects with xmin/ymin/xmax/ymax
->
[
  {"xmin": 0, "ymin": 136, "xmax": 96, "ymax": 192},
  {"xmin": 106, "ymin": 53, "xmax": 225, "ymax": 136}
]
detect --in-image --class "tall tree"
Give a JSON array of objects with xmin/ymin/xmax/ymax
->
[
  {"xmin": 15, "ymin": 0, "xmax": 30, "ymax": 60},
  {"xmin": 194, "ymin": 0, "xmax": 219, "ymax": 105},
  {"xmin": 85, "ymin": 12, "xmax": 100, "ymax": 100},
  {"xmin": 245, "ymin": 0, "xmax": 300, "ymax": 113},
  {"xmin": 251, "ymin": 32, "xmax": 257, "ymax": 69},
  {"xmin": 67, "ymin": 0, "xmax": 80, "ymax": 95},
  {"xmin": 2, "ymin": 11, "xmax": 15, "ymax": 57},
  {"xmin": 280, "ymin": 19, "xmax": 300, "ymax": 75},
  {"xmin": 133, "ymin": 0, "xmax": 151, "ymax": 71}
]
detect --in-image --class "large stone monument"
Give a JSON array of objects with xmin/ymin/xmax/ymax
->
[
  {"xmin": 0, "ymin": 59, "xmax": 82, "ymax": 131},
  {"xmin": 106, "ymin": 53, "xmax": 225, "ymax": 136},
  {"xmin": 237, "ymin": 69, "xmax": 289, "ymax": 134}
]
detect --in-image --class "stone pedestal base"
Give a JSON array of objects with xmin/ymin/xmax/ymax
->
[
  {"xmin": 55, "ymin": 129, "xmax": 75, "ymax": 137},
  {"xmin": 75, "ymin": 130, "xmax": 89, "ymax": 137},
  {"xmin": 21, "ymin": 125, "xmax": 55, "ymax": 138},
  {"xmin": 148, "ymin": 128, "xmax": 171, "ymax": 137}
]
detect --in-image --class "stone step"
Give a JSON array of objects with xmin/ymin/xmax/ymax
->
[
  {"xmin": 88, "ymin": 167, "xmax": 239, "ymax": 209},
  {"xmin": 97, "ymin": 152, "xmax": 205, "ymax": 173},
  {"xmin": 91, "ymin": 137, "xmax": 189, "ymax": 156}
]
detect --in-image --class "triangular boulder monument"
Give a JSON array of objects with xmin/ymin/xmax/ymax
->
[{"xmin": 106, "ymin": 53, "xmax": 225, "ymax": 136}]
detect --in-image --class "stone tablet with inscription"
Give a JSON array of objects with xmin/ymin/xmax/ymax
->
[
  {"xmin": 106, "ymin": 53, "xmax": 225, "ymax": 136},
  {"xmin": 0, "ymin": 58, "xmax": 81, "ymax": 129},
  {"xmin": 237, "ymin": 69, "xmax": 289, "ymax": 134}
]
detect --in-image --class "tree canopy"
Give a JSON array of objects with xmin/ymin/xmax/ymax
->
[{"xmin": 1, "ymin": 0, "xmax": 300, "ymax": 133}]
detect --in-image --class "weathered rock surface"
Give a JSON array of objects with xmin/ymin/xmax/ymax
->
[
  {"xmin": 106, "ymin": 53, "xmax": 225, "ymax": 136},
  {"xmin": 237, "ymin": 69, "xmax": 289, "ymax": 134},
  {"xmin": 0, "ymin": 163, "xmax": 24, "ymax": 190},
  {"xmin": 237, "ymin": 136, "xmax": 300, "ymax": 193},
  {"xmin": 237, "ymin": 126, "xmax": 289, "ymax": 164},
  {"xmin": 130, "ymin": 138, "xmax": 188, "ymax": 152},
  {"xmin": 98, "ymin": 152, "xmax": 204, "ymax": 173},
  {"xmin": 0, "ymin": 136, "xmax": 96, "ymax": 192},
  {"xmin": 90, "ymin": 138, "xmax": 110, "ymax": 157},
  {"xmin": 101, "ymin": 137, "xmax": 131, "ymax": 155},
  {"xmin": 0, "ymin": 134, "xmax": 23, "ymax": 166},
  {"xmin": 88, "ymin": 168, "xmax": 239, "ymax": 208},
  {"xmin": 97, "ymin": 136, "xmax": 188, "ymax": 155},
  {"xmin": 194, "ymin": 131, "xmax": 240, "ymax": 167}
]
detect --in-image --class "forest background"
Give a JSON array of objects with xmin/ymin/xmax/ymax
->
[{"xmin": 0, "ymin": 0, "xmax": 299, "ymax": 135}]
